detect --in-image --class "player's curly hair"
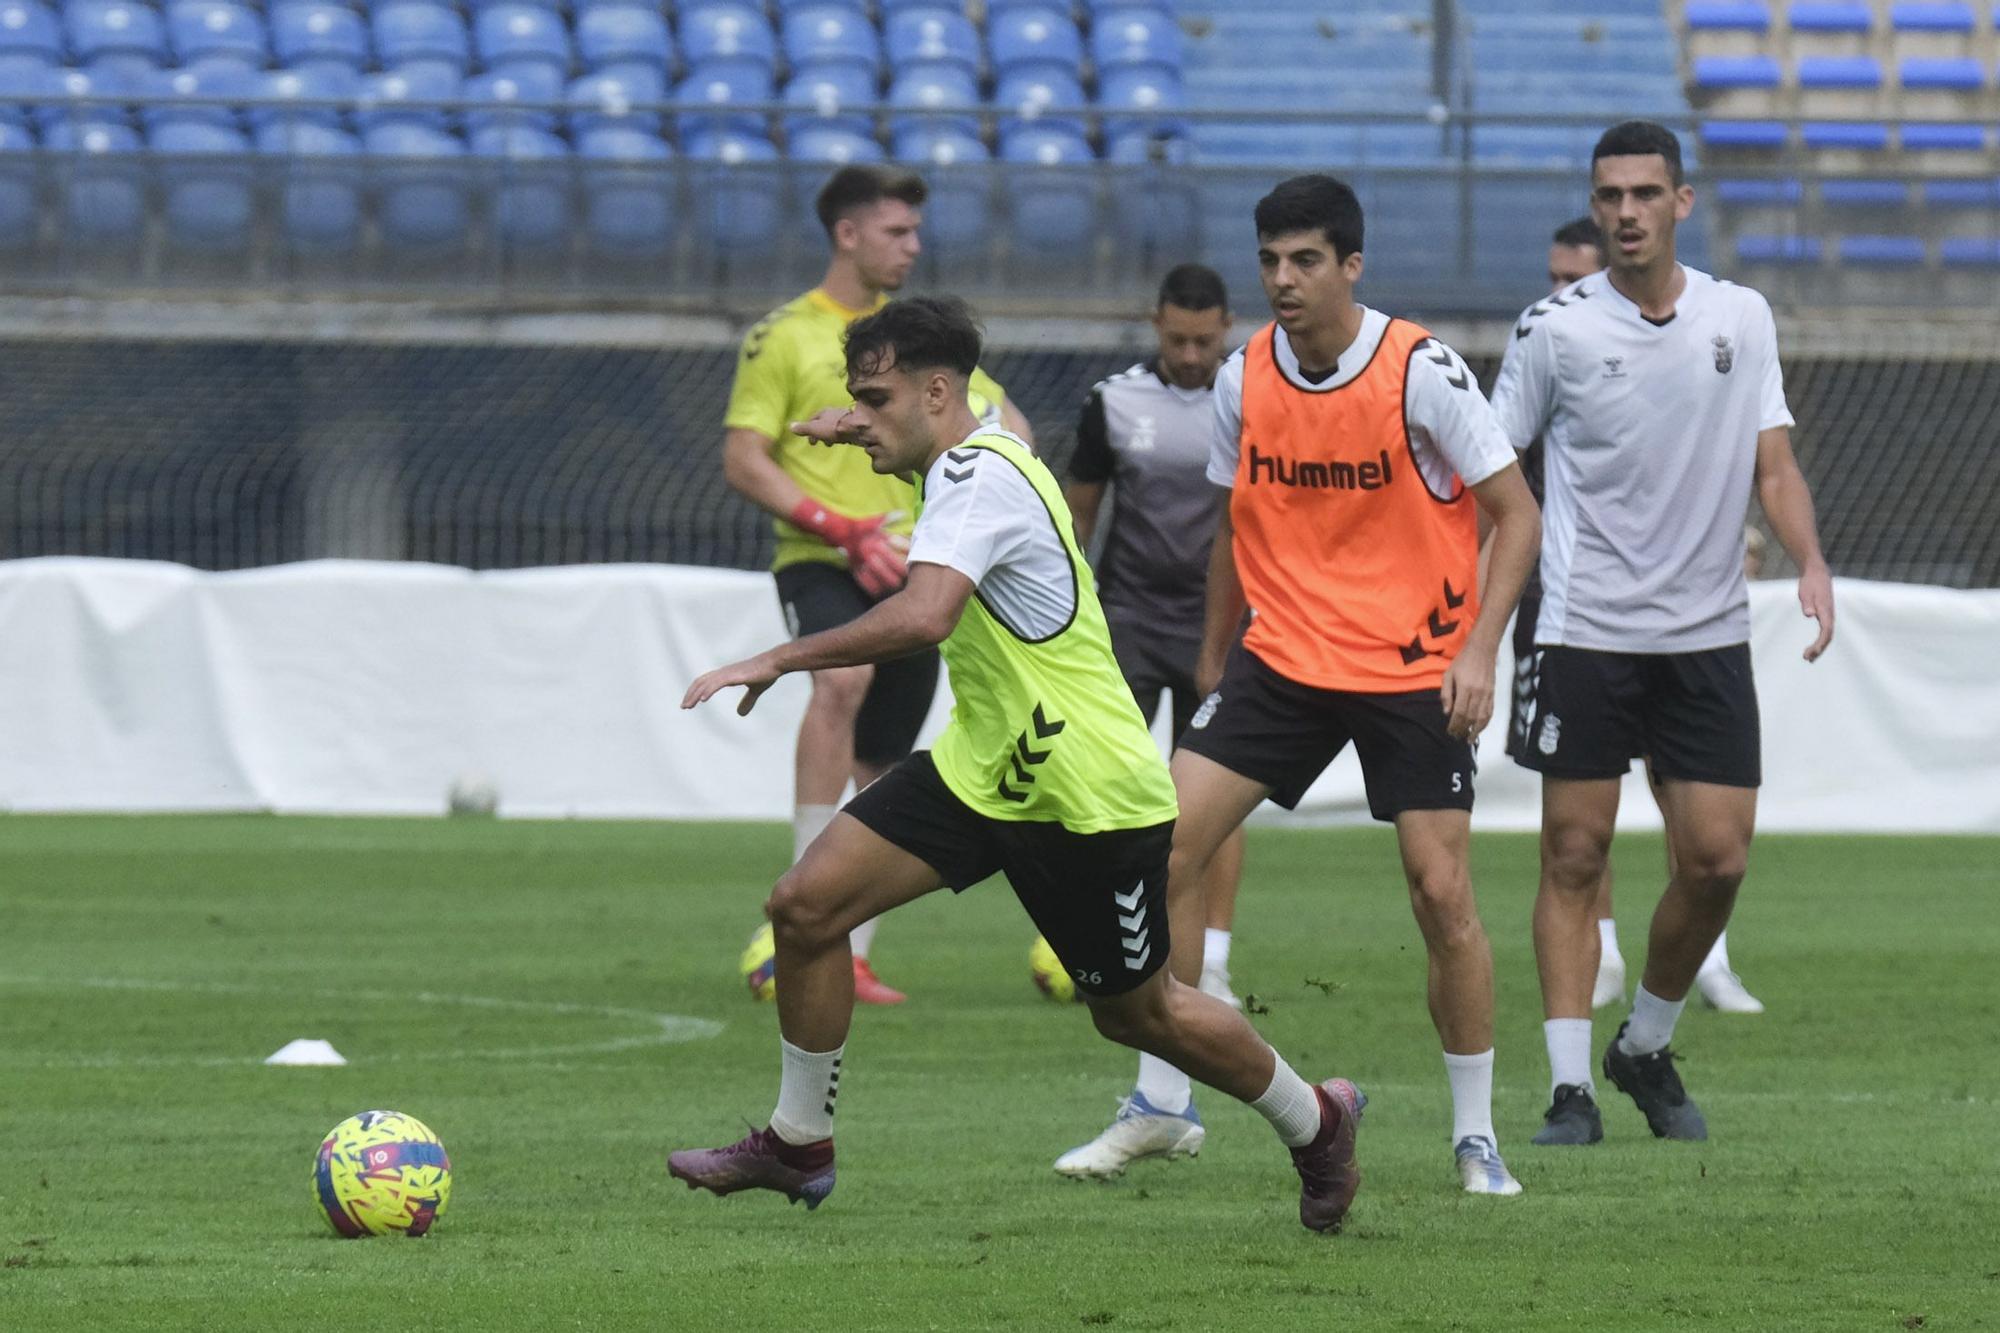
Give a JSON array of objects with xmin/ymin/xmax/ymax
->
[
  {"xmin": 1254, "ymin": 175, "xmax": 1364, "ymax": 261},
  {"xmin": 844, "ymin": 295, "xmax": 983, "ymax": 381}
]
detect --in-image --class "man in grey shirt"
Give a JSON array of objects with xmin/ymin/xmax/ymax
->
[
  {"xmin": 1489, "ymin": 122, "xmax": 1835, "ymax": 1149},
  {"xmin": 1053, "ymin": 264, "xmax": 1248, "ymax": 1178}
]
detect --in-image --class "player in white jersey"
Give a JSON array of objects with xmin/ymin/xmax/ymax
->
[{"xmin": 1489, "ymin": 121, "xmax": 1835, "ymax": 1146}]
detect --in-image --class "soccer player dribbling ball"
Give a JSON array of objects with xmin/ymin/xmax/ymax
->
[
  {"xmin": 720, "ymin": 165, "xmax": 1036, "ymax": 1006},
  {"xmin": 1058, "ymin": 175, "xmax": 1544, "ymax": 1197},
  {"xmin": 671, "ymin": 296, "xmax": 1367, "ymax": 1234},
  {"xmin": 1490, "ymin": 121, "xmax": 1835, "ymax": 1146}
]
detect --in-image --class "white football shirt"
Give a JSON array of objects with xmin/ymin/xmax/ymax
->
[
  {"xmin": 908, "ymin": 429, "xmax": 1077, "ymax": 641},
  {"xmin": 1488, "ymin": 266, "xmax": 1792, "ymax": 653},
  {"xmin": 1208, "ymin": 307, "xmax": 1518, "ymax": 497}
]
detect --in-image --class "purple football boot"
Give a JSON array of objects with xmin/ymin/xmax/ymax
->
[
  {"xmin": 668, "ymin": 1128, "xmax": 836, "ymax": 1210},
  {"xmin": 1291, "ymin": 1077, "xmax": 1366, "ymax": 1234}
]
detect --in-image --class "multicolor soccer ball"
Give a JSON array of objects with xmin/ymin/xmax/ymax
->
[
  {"xmin": 1030, "ymin": 934, "xmax": 1084, "ymax": 1004},
  {"xmin": 741, "ymin": 921, "xmax": 778, "ymax": 1001},
  {"xmin": 315, "ymin": 1110, "xmax": 452, "ymax": 1238}
]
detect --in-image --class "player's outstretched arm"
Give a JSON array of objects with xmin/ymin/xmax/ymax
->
[
  {"xmin": 1753, "ymin": 424, "xmax": 1834, "ymax": 661},
  {"xmin": 722, "ymin": 427, "xmax": 814, "ymax": 519},
  {"xmin": 1441, "ymin": 463, "xmax": 1541, "ymax": 740},
  {"xmin": 682, "ymin": 563, "xmax": 975, "ymax": 715},
  {"xmin": 1195, "ymin": 498, "xmax": 1246, "ymax": 695}
]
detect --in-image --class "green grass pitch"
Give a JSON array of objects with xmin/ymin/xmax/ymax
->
[{"xmin": 3, "ymin": 816, "xmax": 1996, "ymax": 1330}]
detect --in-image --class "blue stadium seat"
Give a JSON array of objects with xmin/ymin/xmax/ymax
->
[
  {"xmin": 250, "ymin": 63, "xmax": 358, "ymax": 133},
  {"xmin": 889, "ymin": 122, "xmax": 984, "ymax": 165},
  {"xmin": 1683, "ymin": 2, "xmax": 1769, "ymax": 28},
  {"xmin": 1692, "ymin": 55, "xmax": 1781, "ymax": 87},
  {"xmin": 1800, "ymin": 120, "xmax": 1888, "ymax": 149},
  {"xmin": 468, "ymin": 123, "xmax": 570, "ymax": 251},
  {"xmin": 167, "ymin": 3, "xmax": 267, "ymax": 69},
  {"xmin": 43, "ymin": 119, "xmax": 145, "ymax": 241},
  {"xmin": 1104, "ymin": 126, "xmax": 1188, "ymax": 164},
  {"xmin": 372, "ymin": 3, "xmax": 471, "ymax": 73},
  {"xmin": 66, "ymin": 2, "xmax": 168, "ymax": 73},
  {"xmin": 357, "ymin": 64, "xmax": 463, "ymax": 133},
  {"xmin": 1838, "ymin": 234, "xmax": 1924, "ymax": 265},
  {"xmin": 33, "ymin": 65, "xmax": 139, "ymax": 135},
  {"xmin": 0, "ymin": 2, "xmax": 61, "ymax": 63},
  {"xmin": 1939, "ymin": 237, "xmax": 2000, "ymax": 266},
  {"xmin": 363, "ymin": 120, "xmax": 469, "ymax": 248},
  {"xmin": 1000, "ymin": 123, "xmax": 1090, "ymax": 164},
  {"xmin": 772, "ymin": 0, "xmax": 866, "ymax": 12},
  {"xmin": 1891, "ymin": 3, "xmax": 1975, "ymax": 31},
  {"xmin": 1789, "ymin": 2, "xmax": 1873, "ymax": 31},
  {"xmin": 781, "ymin": 5, "xmax": 880, "ymax": 75},
  {"xmin": 474, "ymin": 5, "xmax": 573, "ymax": 80},
  {"xmin": 887, "ymin": 61, "xmax": 979, "ymax": 137},
  {"xmin": 1901, "ymin": 121, "xmax": 1985, "ymax": 151},
  {"xmin": 1797, "ymin": 56, "xmax": 1883, "ymax": 87},
  {"xmin": 1821, "ymin": 178, "xmax": 1910, "ymax": 206},
  {"xmin": 883, "ymin": 7, "xmax": 978, "ymax": 74},
  {"xmin": 0, "ymin": 118, "xmax": 35, "ymax": 244},
  {"xmin": 985, "ymin": 0, "xmax": 1068, "ymax": 12},
  {"xmin": 675, "ymin": 62, "xmax": 774, "ymax": 139},
  {"xmin": 465, "ymin": 66, "xmax": 563, "ymax": 135},
  {"xmin": 575, "ymin": 123, "xmax": 676, "ymax": 256},
  {"xmin": 679, "ymin": 3, "xmax": 776, "ymax": 71},
  {"xmin": 1001, "ymin": 124, "xmax": 1094, "ymax": 255},
  {"xmin": 686, "ymin": 129, "xmax": 780, "ymax": 251},
  {"xmin": 994, "ymin": 67, "xmax": 1086, "ymax": 135},
  {"xmin": 269, "ymin": 3, "xmax": 367, "ymax": 71},
  {"xmin": 573, "ymin": 4, "xmax": 672, "ymax": 74},
  {"xmin": 1097, "ymin": 65, "xmax": 1181, "ymax": 141},
  {"xmin": 783, "ymin": 62, "xmax": 875, "ymax": 135},
  {"xmin": 1735, "ymin": 234, "xmax": 1823, "ymax": 263},
  {"xmin": 989, "ymin": 7, "xmax": 1083, "ymax": 80},
  {"xmin": 1922, "ymin": 177, "xmax": 1997, "ymax": 207},
  {"xmin": 151, "ymin": 118, "xmax": 253, "ymax": 252},
  {"xmin": 1714, "ymin": 178, "xmax": 1802, "ymax": 205},
  {"xmin": 789, "ymin": 123, "xmax": 881, "ymax": 162},
  {"xmin": 1899, "ymin": 56, "xmax": 1983, "ymax": 88},
  {"xmin": 1700, "ymin": 120, "xmax": 1788, "ymax": 149},
  {"xmin": 568, "ymin": 67, "xmax": 667, "ymax": 135},
  {"xmin": 891, "ymin": 124, "xmax": 988, "ymax": 250},
  {"xmin": 1089, "ymin": 6, "xmax": 1181, "ymax": 75},
  {"xmin": 254, "ymin": 120, "xmax": 362, "ymax": 253},
  {"xmin": 146, "ymin": 60, "xmax": 257, "ymax": 133}
]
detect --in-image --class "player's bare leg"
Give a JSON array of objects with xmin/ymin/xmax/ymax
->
[
  {"xmin": 1056, "ymin": 751, "xmax": 1268, "ymax": 1179},
  {"xmin": 1671, "ymin": 775, "xmax": 1763, "ymax": 1013},
  {"xmin": 1199, "ymin": 825, "xmax": 1246, "ymax": 1006},
  {"xmin": 668, "ymin": 814, "xmax": 944, "ymax": 1208},
  {"xmin": 1085, "ymin": 970, "xmax": 1365, "ymax": 1233},
  {"xmin": 1531, "ymin": 775, "xmax": 1620, "ymax": 1145},
  {"xmin": 1598, "ymin": 780, "xmax": 1752, "ymax": 1142},
  {"xmin": 1396, "ymin": 809, "xmax": 1518, "ymax": 1195}
]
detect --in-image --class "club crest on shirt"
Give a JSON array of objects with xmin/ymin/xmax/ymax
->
[
  {"xmin": 1129, "ymin": 415, "xmax": 1157, "ymax": 452},
  {"xmin": 1602, "ymin": 356, "xmax": 1626, "ymax": 379},
  {"xmin": 1712, "ymin": 335, "xmax": 1734, "ymax": 374},
  {"xmin": 1537, "ymin": 713, "xmax": 1562, "ymax": 756}
]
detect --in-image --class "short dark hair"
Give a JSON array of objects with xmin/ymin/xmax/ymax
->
[
  {"xmin": 1552, "ymin": 216, "xmax": 1604, "ymax": 250},
  {"xmin": 1254, "ymin": 174, "xmax": 1364, "ymax": 260},
  {"xmin": 1156, "ymin": 263, "xmax": 1228, "ymax": 313},
  {"xmin": 844, "ymin": 295, "xmax": 982, "ymax": 381},
  {"xmin": 815, "ymin": 165, "xmax": 928, "ymax": 238},
  {"xmin": 1591, "ymin": 120, "xmax": 1685, "ymax": 186}
]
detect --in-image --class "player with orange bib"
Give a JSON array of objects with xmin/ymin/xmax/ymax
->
[{"xmin": 1057, "ymin": 175, "xmax": 1542, "ymax": 1197}]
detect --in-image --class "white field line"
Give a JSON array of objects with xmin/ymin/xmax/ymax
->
[{"xmin": 0, "ymin": 974, "xmax": 723, "ymax": 1068}]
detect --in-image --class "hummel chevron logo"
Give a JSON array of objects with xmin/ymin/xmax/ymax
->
[
  {"xmin": 1112, "ymin": 883, "xmax": 1143, "ymax": 911},
  {"xmin": 1400, "ymin": 635, "xmax": 1434, "ymax": 665},
  {"xmin": 1515, "ymin": 286, "xmax": 1590, "ymax": 338},
  {"xmin": 1118, "ymin": 905, "xmax": 1146, "ymax": 932},
  {"xmin": 996, "ymin": 703, "xmax": 1065, "ymax": 804},
  {"xmin": 1428, "ymin": 609, "xmax": 1460, "ymax": 638},
  {"xmin": 1122, "ymin": 928, "xmax": 1150, "ymax": 955},
  {"xmin": 943, "ymin": 466, "xmax": 974, "ymax": 484},
  {"xmin": 1443, "ymin": 579, "xmax": 1466, "ymax": 609},
  {"xmin": 1422, "ymin": 341, "xmax": 1471, "ymax": 391},
  {"xmin": 942, "ymin": 448, "xmax": 978, "ymax": 484},
  {"xmin": 1123, "ymin": 944, "xmax": 1151, "ymax": 971},
  {"xmin": 946, "ymin": 448, "xmax": 979, "ymax": 462}
]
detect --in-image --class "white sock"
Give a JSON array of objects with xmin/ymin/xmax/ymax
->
[
  {"xmin": 1621, "ymin": 985, "xmax": 1685, "ymax": 1056},
  {"xmin": 769, "ymin": 1038, "xmax": 844, "ymax": 1145},
  {"xmin": 1544, "ymin": 1018, "xmax": 1594, "ymax": 1095},
  {"xmin": 1442, "ymin": 1049, "xmax": 1496, "ymax": 1145},
  {"xmin": 792, "ymin": 803, "xmax": 837, "ymax": 863},
  {"xmin": 1700, "ymin": 929, "xmax": 1731, "ymax": 975},
  {"xmin": 1202, "ymin": 928, "xmax": 1231, "ymax": 972},
  {"xmin": 848, "ymin": 915, "xmax": 879, "ymax": 961},
  {"xmin": 1250, "ymin": 1053, "xmax": 1323, "ymax": 1148},
  {"xmin": 1135, "ymin": 1051, "xmax": 1193, "ymax": 1115},
  {"xmin": 1597, "ymin": 917, "xmax": 1623, "ymax": 964}
]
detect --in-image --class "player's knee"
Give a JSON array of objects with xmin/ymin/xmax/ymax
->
[
  {"xmin": 1407, "ymin": 865, "xmax": 1479, "ymax": 940},
  {"xmin": 807, "ymin": 664, "xmax": 873, "ymax": 718},
  {"xmin": 1087, "ymin": 986, "xmax": 1170, "ymax": 1049},
  {"xmin": 765, "ymin": 871, "xmax": 843, "ymax": 951},
  {"xmin": 1678, "ymin": 845, "xmax": 1748, "ymax": 896},
  {"xmin": 1543, "ymin": 829, "xmax": 1610, "ymax": 898}
]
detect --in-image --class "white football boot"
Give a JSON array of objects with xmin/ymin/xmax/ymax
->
[
  {"xmin": 1053, "ymin": 1093, "xmax": 1204, "ymax": 1179},
  {"xmin": 1454, "ymin": 1135, "xmax": 1524, "ymax": 1196}
]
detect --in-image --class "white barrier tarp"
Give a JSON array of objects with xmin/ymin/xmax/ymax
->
[{"xmin": 1, "ymin": 557, "xmax": 1995, "ymax": 833}]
